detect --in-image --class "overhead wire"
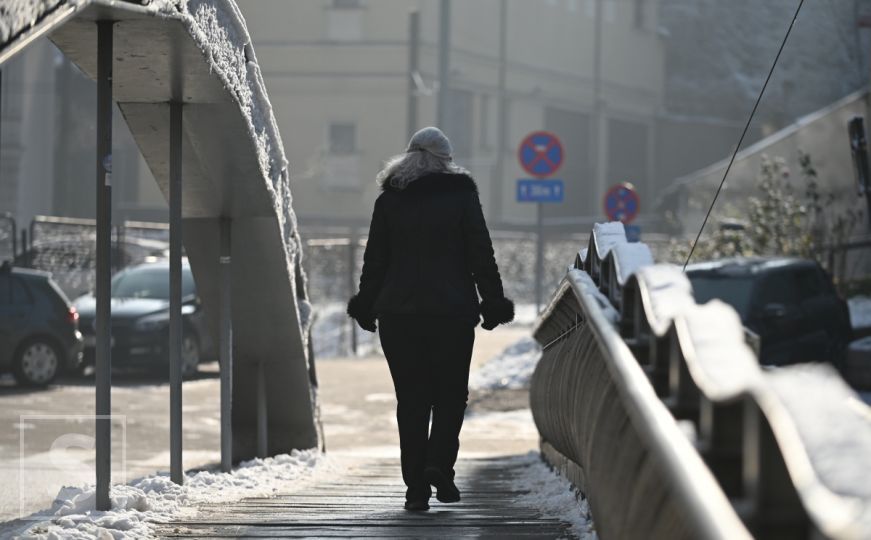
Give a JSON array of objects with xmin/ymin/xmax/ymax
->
[{"xmin": 683, "ymin": 0, "xmax": 806, "ymax": 271}]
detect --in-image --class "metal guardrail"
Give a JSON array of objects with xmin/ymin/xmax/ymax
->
[{"xmin": 531, "ymin": 222, "xmax": 871, "ymax": 539}]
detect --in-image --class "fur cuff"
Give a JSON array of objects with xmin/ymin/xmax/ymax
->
[{"xmin": 480, "ymin": 297, "xmax": 515, "ymax": 327}]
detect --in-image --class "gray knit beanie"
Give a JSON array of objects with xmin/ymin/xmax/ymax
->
[{"xmin": 406, "ymin": 127, "xmax": 453, "ymax": 160}]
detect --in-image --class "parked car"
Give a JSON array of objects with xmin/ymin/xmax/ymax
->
[
  {"xmin": 74, "ymin": 261, "xmax": 213, "ymax": 377},
  {"xmin": 0, "ymin": 263, "xmax": 84, "ymax": 385},
  {"xmin": 686, "ymin": 257, "xmax": 851, "ymax": 368}
]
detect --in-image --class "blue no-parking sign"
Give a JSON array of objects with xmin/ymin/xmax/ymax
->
[{"xmin": 517, "ymin": 179, "xmax": 564, "ymax": 203}]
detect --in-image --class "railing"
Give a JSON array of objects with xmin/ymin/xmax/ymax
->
[{"xmin": 531, "ymin": 222, "xmax": 871, "ymax": 540}]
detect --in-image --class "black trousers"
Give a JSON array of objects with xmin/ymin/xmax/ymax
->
[{"xmin": 378, "ymin": 316, "xmax": 476, "ymax": 497}]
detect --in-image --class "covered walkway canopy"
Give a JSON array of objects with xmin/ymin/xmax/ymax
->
[{"xmin": 1, "ymin": 0, "xmax": 319, "ymax": 505}]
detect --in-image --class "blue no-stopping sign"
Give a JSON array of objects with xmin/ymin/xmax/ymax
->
[
  {"xmin": 517, "ymin": 179, "xmax": 564, "ymax": 203},
  {"xmin": 518, "ymin": 131, "xmax": 564, "ymax": 178},
  {"xmin": 603, "ymin": 182, "xmax": 640, "ymax": 223}
]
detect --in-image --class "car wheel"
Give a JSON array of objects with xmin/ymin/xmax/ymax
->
[
  {"xmin": 181, "ymin": 334, "xmax": 201, "ymax": 379},
  {"xmin": 13, "ymin": 339, "xmax": 60, "ymax": 386}
]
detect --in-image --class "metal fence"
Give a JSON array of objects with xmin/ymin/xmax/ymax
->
[
  {"xmin": 530, "ymin": 224, "xmax": 871, "ymax": 539},
  {"xmin": 19, "ymin": 215, "xmax": 169, "ymax": 298},
  {"xmin": 0, "ymin": 212, "xmax": 15, "ymax": 264},
  {"xmin": 300, "ymin": 227, "xmax": 587, "ymax": 357}
]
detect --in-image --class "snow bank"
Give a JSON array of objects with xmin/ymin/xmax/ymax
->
[
  {"xmin": 18, "ymin": 449, "xmax": 324, "ymax": 539},
  {"xmin": 848, "ymin": 296, "xmax": 871, "ymax": 329},
  {"xmin": 510, "ymin": 452, "xmax": 597, "ymax": 539},
  {"xmin": 469, "ymin": 336, "xmax": 542, "ymax": 390}
]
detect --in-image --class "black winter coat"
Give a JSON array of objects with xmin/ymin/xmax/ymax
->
[{"xmin": 347, "ymin": 172, "xmax": 513, "ymax": 330}]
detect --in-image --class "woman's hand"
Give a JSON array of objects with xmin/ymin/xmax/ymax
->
[
  {"xmin": 347, "ymin": 294, "xmax": 378, "ymax": 333},
  {"xmin": 480, "ymin": 297, "xmax": 515, "ymax": 330}
]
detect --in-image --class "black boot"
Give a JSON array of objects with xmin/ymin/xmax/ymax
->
[
  {"xmin": 424, "ymin": 466, "xmax": 460, "ymax": 503},
  {"xmin": 404, "ymin": 485, "xmax": 431, "ymax": 512}
]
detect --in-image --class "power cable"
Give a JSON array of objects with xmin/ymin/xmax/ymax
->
[{"xmin": 683, "ymin": 0, "xmax": 806, "ymax": 270}]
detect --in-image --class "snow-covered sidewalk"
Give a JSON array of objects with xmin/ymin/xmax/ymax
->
[{"xmin": 11, "ymin": 450, "xmax": 325, "ymax": 539}]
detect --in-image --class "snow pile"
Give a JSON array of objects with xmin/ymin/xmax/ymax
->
[
  {"xmin": 764, "ymin": 364, "xmax": 871, "ymax": 501},
  {"xmin": 611, "ymin": 242, "xmax": 654, "ymax": 285},
  {"xmin": 591, "ymin": 222, "xmax": 626, "ymax": 258},
  {"xmin": 18, "ymin": 449, "xmax": 324, "ymax": 540},
  {"xmin": 569, "ymin": 270, "xmax": 620, "ymax": 323},
  {"xmin": 849, "ymin": 296, "xmax": 871, "ymax": 329},
  {"xmin": 510, "ymin": 452, "xmax": 596, "ymax": 539},
  {"xmin": 635, "ymin": 264, "xmax": 696, "ymax": 335},
  {"xmin": 469, "ymin": 336, "xmax": 542, "ymax": 390}
]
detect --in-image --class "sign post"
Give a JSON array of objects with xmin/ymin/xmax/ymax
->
[{"xmin": 516, "ymin": 131, "xmax": 564, "ymax": 311}]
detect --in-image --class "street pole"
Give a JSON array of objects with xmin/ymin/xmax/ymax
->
[
  {"xmin": 535, "ymin": 202, "xmax": 544, "ymax": 313},
  {"xmin": 348, "ymin": 230, "xmax": 358, "ymax": 356},
  {"xmin": 437, "ymin": 0, "xmax": 451, "ymax": 129},
  {"xmin": 407, "ymin": 10, "xmax": 420, "ymax": 139},
  {"xmin": 219, "ymin": 217, "xmax": 233, "ymax": 472},
  {"xmin": 593, "ymin": 0, "xmax": 605, "ymax": 215},
  {"xmin": 169, "ymin": 101, "xmax": 183, "ymax": 485},
  {"xmin": 257, "ymin": 361, "xmax": 268, "ymax": 458},
  {"xmin": 493, "ymin": 0, "xmax": 508, "ymax": 225},
  {"xmin": 95, "ymin": 19, "xmax": 114, "ymax": 512}
]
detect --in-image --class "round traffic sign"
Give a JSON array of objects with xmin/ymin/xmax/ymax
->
[
  {"xmin": 603, "ymin": 182, "xmax": 640, "ymax": 224},
  {"xmin": 518, "ymin": 131, "xmax": 564, "ymax": 178}
]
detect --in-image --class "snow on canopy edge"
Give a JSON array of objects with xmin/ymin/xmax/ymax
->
[{"xmin": 142, "ymin": 0, "xmax": 312, "ymax": 343}]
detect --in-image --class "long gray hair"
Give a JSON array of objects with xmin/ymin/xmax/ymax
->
[{"xmin": 376, "ymin": 127, "xmax": 468, "ymax": 189}]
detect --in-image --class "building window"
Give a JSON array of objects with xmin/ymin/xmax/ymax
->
[
  {"xmin": 326, "ymin": 1, "xmax": 363, "ymax": 41},
  {"xmin": 329, "ymin": 122, "xmax": 357, "ymax": 155},
  {"xmin": 332, "ymin": 0, "xmax": 362, "ymax": 9},
  {"xmin": 634, "ymin": 0, "xmax": 645, "ymax": 29},
  {"xmin": 323, "ymin": 122, "xmax": 361, "ymax": 190}
]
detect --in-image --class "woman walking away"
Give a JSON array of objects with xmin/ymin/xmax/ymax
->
[{"xmin": 347, "ymin": 127, "xmax": 514, "ymax": 512}]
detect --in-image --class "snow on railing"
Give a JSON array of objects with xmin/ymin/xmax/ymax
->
[{"xmin": 531, "ymin": 222, "xmax": 871, "ymax": 540}]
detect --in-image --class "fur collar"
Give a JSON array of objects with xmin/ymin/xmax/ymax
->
[{"xmin": 380, "ymin": 172, "xmax": 478, "ymax": 195}]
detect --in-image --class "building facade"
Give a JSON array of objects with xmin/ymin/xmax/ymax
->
[{"xmin": 239, "ymin": 0, "xmax": 665, "ymax": 228}]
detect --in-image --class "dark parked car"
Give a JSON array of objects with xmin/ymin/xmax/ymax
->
[
  {"xmin": 0, "ymin": 263, "xmax": 83, "ymax": 385},
  {"xmin": 74, "ymin": 261, "xmax": 212, "ymax": 377},
  {"xmin": 686, "ymin": 257, "xmax": 851, "ymax": 368}
]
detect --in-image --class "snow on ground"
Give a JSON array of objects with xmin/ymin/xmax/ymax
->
[
  {"xmin": 510, "ymin": 452, "xmax": 597, "ymax": 539},
  {"xmin": 14, "ymin": 449, "xmax": 325, "ymax": 539},
  {"xmin": 848, "ymin": 296, "xmax": 871, "ymax": 329},
  {"xmin": 469, "ymin": 336, "xmax": 541, "ymax": 391},
  {"xmin": 511, "ymin": 303, "xmax": 540, "ymax": 327}
]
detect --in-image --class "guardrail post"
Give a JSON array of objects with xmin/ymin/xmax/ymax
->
[
  {"xmin": 742, "ymin": 401, "xmax": 808, "ymax": 538},
  {"xmin": 646, "ymin": 334, "xmax": 670, "ymax": 396},
  {"xmin": 665, "ymin": 330, "xmax": 700, "ymax": 421},
  {"xmin": 698, "ymin": 397, "xmax": 743, "ymax": 497},
  {"xmin": 169, "ymin": 100, "xmax": 183, "ymax": 485},
  {"xmin": 94, "ymin": 18, "xmax": 114, "ymax": 512}
]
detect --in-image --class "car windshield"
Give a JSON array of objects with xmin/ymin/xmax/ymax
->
[
  {"xmin": 111, "ymin": 267, "xmax": 195, "ymax": 300},
  {"xmin": 688, "ymin": 274, "xmax": 755, "ymax": 319}
]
